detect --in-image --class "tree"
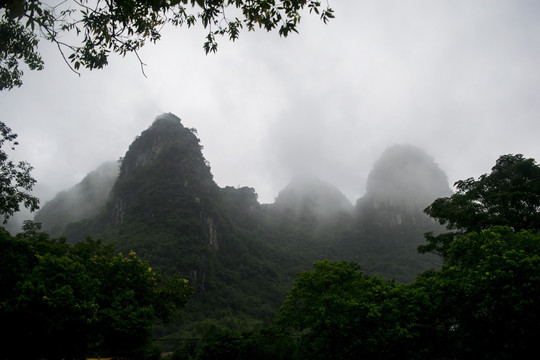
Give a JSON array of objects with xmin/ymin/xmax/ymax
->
[
  {"xmin": 276, "ymin": 260, "xmax": 432, "ymax": 360},
  {"xmin": 0, "ymin": 8, "xmax": 43, "ymax": 90},
  {"xmin": 0, "ymin": 121, "xmax": 39, "ymax": 223},
  {"xmin": 0, "ymin": 224, "xmax": 91, "ymax": 359},
  {"xmin": 0, "ymin": 224, "xmax": 193, "ymax": 359},
  {"xmin": 417, "ymin": 227, "xmax": 540, "ymax": 359},
  {"xmin": 420, "ymin": 154, "xmax": 540, "ymax": 261},
  {"xmin": 276, "ymin": 236, "xmax": 540, "ymax": 359},
  {"xmin": 0, "ymin": 0, "xmax": 334, "ymax": 90}
]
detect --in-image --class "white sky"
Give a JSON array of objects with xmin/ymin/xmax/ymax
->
[{"xmin": 1, "ymin": 0, "xmax": 540, "ymax": 207}]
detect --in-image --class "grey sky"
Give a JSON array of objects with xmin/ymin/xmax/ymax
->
[{"xmin": 1, "ymin": 0, "xmax": 540, "ymax": 209}]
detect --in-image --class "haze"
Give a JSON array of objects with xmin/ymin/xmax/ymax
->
[{"xmin": 1, "ymin": 0, "xmax": 539, "ymax": 219}]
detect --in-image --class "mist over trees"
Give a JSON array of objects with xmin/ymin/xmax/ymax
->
[
  {"xmin": 273, "ymin": 175, "xmax": 353, "ymax": 218},
  {"xmin": 34, "ymin": 161, "xmax": 119, "ymax": 237},
  {"xmin": 356, "ymin": 144, "xmax": 452, "ymax": 226},
  {"xmin": 363, "ymin": 144, "xmax": 452, "ymax": 203},
  {"xmin": 2, "ymin": 2, "xmax": 537, "ymax": 358},
  {"xmin": 1, "ymin": 114, "xmax": 539, "ymax": 359}
]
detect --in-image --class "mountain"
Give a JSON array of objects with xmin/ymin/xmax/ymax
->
[
  {"xmin": 36, "ymin": 113, "xmax": 453, "ymax": 335},
  {"xmin": 34, "ymin": 161, "xmax": 119, "ymax": 237},
  {"xmin": 357, "ymin": 144, "xmax": 453, "ymax": 226},
  {"xmin": 60, "ymin": 114, "xmax": 294, "ymax": 334},
  {"xmin": 273, "ymin": 175, "xmax": 352, "ymax": 218},
  {"xmin": 335, "ymin": 145, "xmax": 452, "ymax": 280},
  {"xmin": 64, "ymin": 114, "xmax": 225, "ymax": 278}
]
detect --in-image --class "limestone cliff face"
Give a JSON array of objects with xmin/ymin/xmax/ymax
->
[
  {"xmin": 356, "ymin": 145, "xmax": 452, "ymax": 229},
  {"xmin": 119, "ymin": 114, "xmax": 198, "ymax": 176},
  {"xmin": 99, "ymin": 114, "xmax": 224, "ymax": 288}
]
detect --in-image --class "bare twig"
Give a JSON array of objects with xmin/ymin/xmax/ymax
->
[
  {"xmin": 55, "ymin": 41, "xmax": 81, "ymax": 76},
  {"xmin": 133, "ymin": 49, "xmax": 147, "ymax": 78}
]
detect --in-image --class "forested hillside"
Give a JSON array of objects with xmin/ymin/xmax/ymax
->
[
  {"xmin": 33, "ymin": 161, "xmax": 119, "ymax": 237},
  {"xmin": 30, "ymin": 114, "xmax": 452, "ymax": 339},
  {"xmin": 3, "ymin": 114, "xmax": 538, "ymax": 359}
]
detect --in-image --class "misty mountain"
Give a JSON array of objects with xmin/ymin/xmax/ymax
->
[
  {"xmin": 64, "ymin": 114, "xmax": 223, "ymax": 277},
  {"xmin": 357, "ymin": 144, "xmax": 453, "ymax": 228},
  {"xmin": 57, "ymin": 114, "xmax": 294, "ymax": 332},
  {"xmin": 361, "ymin": 144, "xmax": 452, "ymax": 205},
  {"xmin": 273, "ymin": 175, "xmax": 352, "ymax": 218},
  {"xmin": 331, "ymin": 145, "xmax": 452, "ymax": 279},
  {"xmin": 36, "ymin": 113, "xmax": 453, "ymax": 335},
  {"xmin": 34, "ymin": 161, "xmax": 119, "ymax": 237}
]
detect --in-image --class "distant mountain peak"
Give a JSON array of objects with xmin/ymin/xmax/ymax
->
[
  {"xmin": 357, "ymin": 145, "xmax": 452, "ymax": 227},
  {"xmin": 112, "ymin": 113, "xmax": 216, "ymax": 225},
  {"xmin": 154, "ymin": 112, "xmax": 182, "ymax": 124},
  {"xmin": 365, "ymin": 144, "xmax": 452, "ymax": 203},
  {"xmin": 119, "ymin": 113, "xmax": 205, "ymax": 177},
  {"xmin": 34, "ymin": 161, "xmax": 119, "ymax": 237},
  {"xmin": 274, "ymin": 175, "xmax": 352, "ymax": 217},
  {"xmin": 34, "ymin": 117, "xmax": 456, "ymax": 329}
]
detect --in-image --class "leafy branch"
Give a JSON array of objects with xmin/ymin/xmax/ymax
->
[{"xmin": 0, "ymin": 0, "xmax": 333, "ymax": 88}]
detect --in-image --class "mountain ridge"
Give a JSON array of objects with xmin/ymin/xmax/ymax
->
[{"xmin": 34, "ymin": 113, "xmax": 452, "ymax": 336}]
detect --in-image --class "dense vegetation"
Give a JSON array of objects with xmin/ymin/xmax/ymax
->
[
  {"xmin": 164, "ymin": 154, "xmax": 540, "ymax": 360},
  {"xmin": 0, "ymin": 222, "xmax": 192, "ymax": 360},
  {"xmin": 2, "ymin": 114, "xmax": 539, "ymax": 359},
  {"xmin": 51, "ymin": 117, "xmax": 448, "ymax": 341}
]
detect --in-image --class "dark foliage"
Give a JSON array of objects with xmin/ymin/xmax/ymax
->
[
  {"xmin": 420, "ymin": 154, "xmax": 540, "ymax": 261},
  {"xmin": 0, "ymin": 121, "xmax": 39, "ymax": 222},
  {"xmin": 0, "ymin": 223, "xmax": 192, "ymax": 360},
  {"xmin": 1, "ymin": 0, "xmax": 334, "ymax": 89}
]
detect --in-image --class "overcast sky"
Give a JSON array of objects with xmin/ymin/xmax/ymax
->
[{"xmin": 2, "ymin": 0, "xmax": 540, "ymax": 211}]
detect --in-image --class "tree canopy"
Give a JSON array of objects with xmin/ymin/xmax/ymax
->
[
  {"xmin": 0, "ymin": 0, "xmax": 334, "ymax": 90},
  {"xmin": 420, "ymin": 154, "xmax": 540, "ymax": 261},
  {"xmin": 0, "ymin": 222, "xmax": 193, "ymax": 359},
  {"xmin": 416, "ymin": 226, "xmax": 540, "ymax": 359},
  {"xmin": 276, "ymin": 260, "xmax": 432, "ymax": 360},
  {"xmin": 275, "ymin": 227, "xmax": 540, "ymax": 359}
]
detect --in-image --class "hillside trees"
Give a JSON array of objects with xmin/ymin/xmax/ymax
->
[
  {"xmin": 0, "ymin": 223, "xmax": 193, "ymax": 359},
  {"xmin": 0, "ymin": 121, "xmax": 39, "ymax": 223},
  {"xmin": 0, "ymin": 0, "xmax": 334, "ymax": 90},
  {"xmin": 276, "ymin": 260, "xmax": 433, "ymax": 360},
  {"xmin": 276, "ymin": 232, "xmax": 540, "ymax": 358}
]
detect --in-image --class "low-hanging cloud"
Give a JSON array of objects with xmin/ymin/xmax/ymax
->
[{"xmin": 1, "ymin": 0, "xmax": 539, "ymax": 213}]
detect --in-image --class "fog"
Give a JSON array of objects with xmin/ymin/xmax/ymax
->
[
  {"xmin": 1, "ymin": 0, "xmax": 540, "ymax": 221},
  {"xmin": 365, "ymin": 145, "xmax": 453, "ymax": 202},
  {"xmin": 33, "ymin": 161, "xmax": 119, "ymax": 236}
]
